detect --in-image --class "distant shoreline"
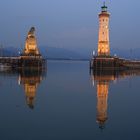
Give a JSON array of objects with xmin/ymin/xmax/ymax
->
[{"xmin": 46, "ymin": 58, "xmax": 90, "ymax": 61}]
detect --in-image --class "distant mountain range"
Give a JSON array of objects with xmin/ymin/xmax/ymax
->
[
  {"xmin": 40, "ymin": 47, "xmax": 89, "ymax": 60},
  {"xmin": 0, "ymin": 46, "xmax": 91, "ymax": 60},
  {"xmin": 111, "ymin": 48, "xmax": 140, "ymax": 60},
  {"xmin": 0, "ymin": 47, "xmax": 19, "ymax": 57},
  {"xmin": 1, "ymin": 46, "xmax": 140, "ymax": 60}
]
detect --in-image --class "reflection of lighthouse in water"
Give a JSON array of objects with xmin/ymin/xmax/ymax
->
[
  {"xmin": 18, "ymin": 70, "xmax": 43, "ymax": 109},
  {"xmin": 92, "ymin": 70, "xmax": 115, "ymax": 129},
  {"xmin": 96, "ymin": 81, "xmax": 109, "ymax": 129},
  {"xmin": 92, "ymin": 69, "xmax": 140, "ymax": 129}
]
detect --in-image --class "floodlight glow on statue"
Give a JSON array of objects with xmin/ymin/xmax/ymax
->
[{"xmin": 23, "ymin": 27, "xmax": 40, "ymax": 56}]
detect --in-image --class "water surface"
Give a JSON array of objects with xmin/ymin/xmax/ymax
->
[{"xmin": 0, "ymin": 61, "xmax": 140, "ymax": 140}]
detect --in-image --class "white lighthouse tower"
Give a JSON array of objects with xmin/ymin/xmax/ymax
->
[{"xmin": 98, "ymin": 2, "xmax": 110, "ymax": 56}]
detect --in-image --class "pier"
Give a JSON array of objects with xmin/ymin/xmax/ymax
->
[
  {"xmin": 90, "ymin": 3, "xmax": 140, "ymax": 70},
  {"xmin": 0, "ymin": 56, "xmax": 45, "ymax": 69},
  {"xmin": 90, "ymin": 56, "xmax": 140, "ymax": 70},
  {"xmin": 0, "ymin": 27, "xmax": 45, "ymax": 70}
]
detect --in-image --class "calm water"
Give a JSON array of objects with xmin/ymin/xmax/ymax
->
[{"xmin": 0, "ymin": 61, "xmax": 140, "ymax": 140}]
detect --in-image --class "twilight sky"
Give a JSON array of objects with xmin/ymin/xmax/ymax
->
[{"xmin": 0, "ymin": 0, "xmax": 139, "ymax": 52}]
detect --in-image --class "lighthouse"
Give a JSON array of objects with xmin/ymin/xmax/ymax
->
[{"xmin": 98, "ymin": 2, "xmax": 110, "ymax": 56}]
